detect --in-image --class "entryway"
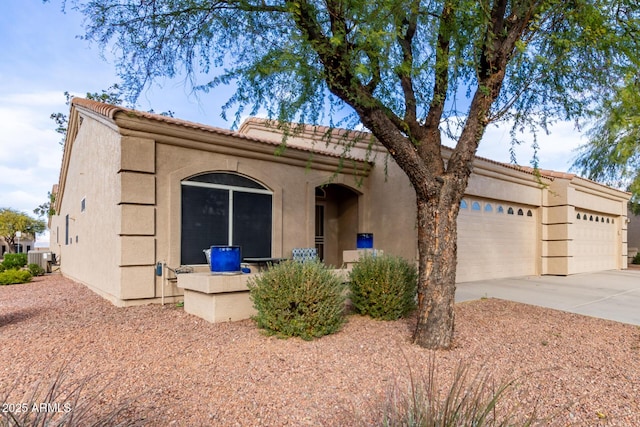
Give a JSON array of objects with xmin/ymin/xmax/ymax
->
[{"xmin": 315, "ymin": 184, "xmax": 360, "ymax": 267}]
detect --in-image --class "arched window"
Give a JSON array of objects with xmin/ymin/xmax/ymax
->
[
  {"xmin": 484, "ymin": 203, "xmax": 493, "ymax": 213},
  {"xmin": 590, "ymin": 215, "xmax": 593, "ymax": 221},
  {"xmin": 527, "ymin": 210, "xmax": 533, "ymax": 217},
  {"xmin": 606, "ymin": 218, "xmax": 610, "ymax": 223},
  {"xmin": 583, "ymin": 214, "xmax": 587, "ymax": 220},
  {"xmin": 517, "ymin": 208, "xmax": 524, "ymax": 216},
  {"xmin": 507, "ymin": 207, "xmax": 514, "ymax": 215},
  {"xmin": 471, "ymin": 201, "xmax": 481, "ymax": 211},
  {"xmin": 181, "ymin": 172, "xmax": 273, "ymax": 264},
  {"xmin": 460, "ymin": 199, "xmax": 468, "ymax": 209},
  {"xmin": 577, "ymin": 213, "xmax": 581, "ymax": 219},
  {"xmin": 497, "ymin": 205, "xmax": 504, "ymax": 214},
  {"xmin": 596, "ymin": 216, "xmax": 599, "ymax": 222}
]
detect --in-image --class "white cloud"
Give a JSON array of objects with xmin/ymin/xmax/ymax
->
[
  {"xmin": 446, "ymin": 119, "xmax": 588, "ymax": 173},
  {"xmin": 0, "ymin": 91, "xmax": 64, "ymax": 214}
]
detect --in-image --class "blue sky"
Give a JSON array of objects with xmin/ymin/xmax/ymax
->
[{"xmin": 1, "ymin": 0, "xmax": 586, "ymax": 241}]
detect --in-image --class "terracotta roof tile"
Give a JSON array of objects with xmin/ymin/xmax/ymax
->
[
  {"xmin": 70, "ymin": 98, "xmax": 610, "ymax": 187},
  {"xmin": 71, "ymin": 97, "xmax": 367, "ymax": 161}
]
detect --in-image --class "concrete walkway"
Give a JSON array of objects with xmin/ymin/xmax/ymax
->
[{"xmin": 455, "ymin": 268, "xmax": 640, "ymax": 326}]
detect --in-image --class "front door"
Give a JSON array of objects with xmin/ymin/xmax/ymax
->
[{"xmin": 315, "ymin": 184, "xmax": 359, "ymax": 267}]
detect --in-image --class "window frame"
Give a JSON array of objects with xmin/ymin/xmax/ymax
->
[{"xmin": 181, "ymin": 173, "xmax": 273, "ymax": 264}]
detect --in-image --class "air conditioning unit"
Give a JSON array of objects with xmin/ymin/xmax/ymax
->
[{"xmin": 27, "ymin": 251, "xmax": 52, "ymax": 273}]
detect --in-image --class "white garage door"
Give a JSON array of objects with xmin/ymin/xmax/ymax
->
[
  {"xmin": 456, "ymin": 199, "xmax": 537, "ymax": 283},
  {"xmin": 573, "ymin": 211, "xmax": 618, "ymax": 272}
]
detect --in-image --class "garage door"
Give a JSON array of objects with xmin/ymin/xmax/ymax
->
[
  {"xmin": 573, "ymin": 211, "xmax": 618, "ymax": 273},
  {"xmin": 456, "ymin": 198, "xmax": 537, "ymax": 282}
]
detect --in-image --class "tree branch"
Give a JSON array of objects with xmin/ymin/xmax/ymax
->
[
  {"xmin": 396, "ymin": 2, "xmax": 419, "ymax": 129},
  {"xmin": 449, "ymin": 0, "xmax": 542, "ymax": 178}
]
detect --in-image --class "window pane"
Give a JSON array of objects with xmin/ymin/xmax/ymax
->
[
  {"xmin": 188, "ymin": 172, "xmax": 266, "ymax": 189},
  {"xmin": 181, "ymin": 185, "xmax": 229, "ymax": 264},
  {"xmin": 233, "ymin": 192, "xmax": 272, "ymax": 258}
]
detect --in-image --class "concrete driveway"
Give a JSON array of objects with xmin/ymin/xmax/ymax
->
[{"xmin": 455, "ymin": 268, "xmax": 640, "ymax": 326}]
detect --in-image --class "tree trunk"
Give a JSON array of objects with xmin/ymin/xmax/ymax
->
[{"xmin": 412, "ymin": 187, "xmax": 461, "ymax": 349}]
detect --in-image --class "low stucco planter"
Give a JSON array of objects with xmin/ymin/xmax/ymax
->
[
  {"xmin": 177, "ymin": 272, "xmax": 257, "ymax": 323},
  {"xmin": 177, "ymin": 267, "xmax": 352, "ymax": 324}
]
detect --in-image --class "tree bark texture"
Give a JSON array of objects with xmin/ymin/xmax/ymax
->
[{"xmin": 412, "ymin": 186, "xmax": 461, "ymax": 348}]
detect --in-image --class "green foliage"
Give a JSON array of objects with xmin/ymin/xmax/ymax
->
[
  {"xmin": 28, "ymin": 263, "xmax": 46, "ymax": 277},
  {"xmin": 51, "ymin": 84, "xmax": 175, "ymax": 146},
  {"xmin": 0, "ymin": 269, "xmax": 32, "ymax": 285},
  {"xmin": 50, "ymin": 85, "xmax": 126, "ymax": 146},
  {"xmin": 373, "ymin": 358, "xmax": 540, "ymax": 427},
  {"xmin": 0, "ymin": 208, "xmax": 46, "ymax": 253},
  {"xmin": 64, "ymin": 0, "xmax": 640, "ymax": 135},
  {"xmin": 633, "ymin": 252, "xmax": 640, "ymax": 265},
  {"xmin": 248, "ymin": 260, "xmax": 346, "ymax": 340},
  {"xmin": 33, "ymin": 191, "xmax": 57, "ymax": 218},
  {"xmin": 1, "ymin": 253, "xmax": 28, "ymax": 270},
  {"xmin": 573, "ymin": 77, "xmax": 640, "ymax": 209},
  {"xmin": 349, "ymin": 254, "xmax": 417, "ymax": 320}
]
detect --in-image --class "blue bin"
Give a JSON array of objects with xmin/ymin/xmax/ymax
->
[
  {"xmin": 210, "ymin": 245, "xmax": 242, "ymax": 274},
  {"xmin": 357, "ymin": 233, "xmax": 374, "ymax": 249}
]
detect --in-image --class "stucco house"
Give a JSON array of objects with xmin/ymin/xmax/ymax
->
[
  {"xmin": 49, "ymin": 98, "xmax": 630, "ymax": 307},
  {"xmin": 0, "ymin": 236, "xmax": 35, "ymax": 257}
]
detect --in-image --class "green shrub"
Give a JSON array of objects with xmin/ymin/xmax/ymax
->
[
  {"xmin": 348, "ymin": 254, "xmax": 417, "ymax": 320},
  {"xmin": 248, "ymin": 260, "xmax": 346, "ymax": 340},
  {"xmin": 0, "ymin": 269, "xmax": 32, "ymax": 285},
  {"xmin": 1, "ymin": 253, "xmax": 28, "ymax": 270},
  {"xmin": 28, "ymin": 263, "xmax": 46, "ymax": 276},
  {"xmin": 633, "ymin": 252, "xmax": 640, "ymax": 265}
]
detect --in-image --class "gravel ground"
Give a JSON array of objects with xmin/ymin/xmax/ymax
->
[{"xmin": 1, "ymin": 273, "xmax": 639, "ymax": 426}]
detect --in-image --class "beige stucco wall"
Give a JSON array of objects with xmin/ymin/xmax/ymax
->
[
  {"xmin": 149, "ymin": 126, "xmax": 372, "ymax": 301},
  {"xmin": 52, "ymin": 101, "xmax": 630, "ymax": 307},
  {"xmin": 542, "ymin": 177, "xmax": 628, "ymax": 275},
  {"xmin": 50, "ymin": 115, "xmax": 124, "ymax": 303}
]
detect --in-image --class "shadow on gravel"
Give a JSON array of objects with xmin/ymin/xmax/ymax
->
[{"xmin": 0, "ymin": 308, "xmax": 43, "ymax": 327}]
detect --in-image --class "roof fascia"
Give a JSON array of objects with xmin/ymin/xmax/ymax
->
[{"xmin": 113, "ymin": 112, "xmax": 372, "ymax": 176}]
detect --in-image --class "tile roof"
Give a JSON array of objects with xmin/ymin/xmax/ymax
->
[
  {"xmin": 71, "ymin": 98, "xmax": 619, "ymax": 188},
  {"xmin": 71, "ymin": 98, "xmax": 367, "ymax": 162}
]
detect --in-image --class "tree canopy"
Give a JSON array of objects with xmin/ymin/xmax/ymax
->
[
  {"xmin": 0, "ymin": 209, "xmax": 46, "ymax": 253},
  {"xmin": 573, "ymin": 77, "xmax": 640, "ymax": 213},
  {"xmin": 61, "ymin": 0, "xmax": 639, "ymax": 131},
  {"xmin": 55, "ymin": 0, "xmax": 640, "ymax": 348}
]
